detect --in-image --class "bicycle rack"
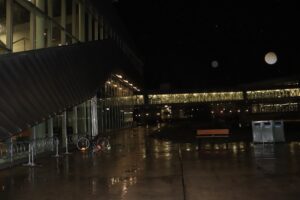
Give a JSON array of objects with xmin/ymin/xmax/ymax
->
[
  {"xmin": 22, "ymin": 143, "xmax": 37, "ymax": 167},
  {"xmin": 52, "ymin": 138, "xmax": 61, "ymax": 158}
]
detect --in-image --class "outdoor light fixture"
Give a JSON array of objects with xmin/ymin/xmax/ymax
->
[{"xmin": 116, "ymin": 74, "xmax": 123, "ymax": 79}]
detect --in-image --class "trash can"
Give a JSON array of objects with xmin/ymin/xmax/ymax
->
[
  {"xmin": 273, "ymin": 120, "xmax": 285, "ymax": 142},
  {"xmin": 252, "ymin": 120, "xmax": 285, "ymax": 143}
]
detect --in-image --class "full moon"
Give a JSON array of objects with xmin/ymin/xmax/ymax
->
[
  {"xmin": 211, "ymin": 60, "xmax": 219, "ymax": 68},
  {"xmin": 264, "ymin": 52, "xmax": 278, "ymax": 65}
]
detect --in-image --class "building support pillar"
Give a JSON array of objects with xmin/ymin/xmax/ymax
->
[
  {"xmin": 6, "ymin": 0, "xmax": 13, "ymax": 51},
  {"xmin": 88, "ymin": 14, "xmax": 92, "ymax": 41},
  {"xmin": 91, "ymin": 96, "xmax": 98, "ymax": 137},
  {"xmin": 73, "ymin": 106, "xmax": 78, "ymax": 140},
  {"xmin": 78, "ymin": 1, "xmax": 85, "ymax": 42},
  {"xmin": 48, "ymin": 118, "xmax": 54, "ymax": 150},
  {"xmin": 62, "ymin": 111, "xmax": 67, "ymax": 148},
  {"xmin": 47, "ymin": 0, "xmax": 53, "ymax": 47},
  {"xmin": 61, "ymin": 0, "xmax": 66, "ymax": 44},
  {"xmin": 72, "ymin": 0, "xmax": 77, "ymax": 43},
  {"xmin": 94, "ymin": 17, "xmax": 99, "ymax": 40}
]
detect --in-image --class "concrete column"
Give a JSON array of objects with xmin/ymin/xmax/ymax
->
[
  {"xmin": 73, "ymin": 106, "xmax": 78, "ymax": 136},
  {"xmin": 99, "ymin": 16, "xmax": 104, "ymax": 40},
  {"xmin": 91, "ymin": 96, "xmax": 98, "ymax": 137},
  {"xmin": 78, "ymin": 2, "xmax": 85, "ymax": 42},
  {"xmin": 87, "ymin": 100, "xmax": 92, "ymax": 137},
  {"xmin": 61, "ymin": 0, "xmax": 66, "ymax": 44},
  {"xmin": 30, "ymin": 8, "xmax": 36, "ymax": 50},
  {"xmin": 48, "ymin": 118, "xmax": 53, "ymax": 138},
  {"xmin": 62, "ymin": 111, "xmax": 67, "ymax": 148},
  {"xmin": 88, "ymin": 14, "xmax": 92, "ymax": 41},
  {"xmin": 31, "ymin": 126, "xmax": 36, "ymax": 141},
  {"xmin": 47, "ymin": 118, "xmax": 54, "ymax": 150},
  {"xmin": 31, "ymin": 126, "xmax": 37, "ymax": 155},
  {"xmin": 83, "ymin": 102, "xmax": 87, "ymax": 134},
  {"xmin": 47, "ymin": 0, "xmax": 53, "ymax": 47},
  {"xmin": 94, "ymin": 18, "xmax": 99, "ymax": 40},
  {"xmin": 36, "ymin": 122, "xmax": 46, "ymax": 139},
  {"xmin": 35, "ymin": 0, "xmax": 45, "ymax": 49},
  {"xmin": 72, "ymin": 0, "xmax": 77, "ymax": 43},
  {"xmin": 5, "ymin": 0, "xmax": 13, "ymax": 50}
]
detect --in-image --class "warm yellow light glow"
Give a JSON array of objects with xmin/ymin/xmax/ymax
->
[{"xmin": 116, "ymin": 74, "xmax": 123, "ymax": 79}]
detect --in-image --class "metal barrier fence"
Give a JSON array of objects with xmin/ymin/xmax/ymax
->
[
  {"xmin": 0, "ymin": 133, "xmax": 91, "ymax": 167},
  {"xmin": 0, "ymin": 137, "xmax": 55, "ymax": 165}
]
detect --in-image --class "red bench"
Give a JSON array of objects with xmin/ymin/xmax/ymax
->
[{"xmin": 196, "ymin": 129, "xmax": 230, "ymax": 138}]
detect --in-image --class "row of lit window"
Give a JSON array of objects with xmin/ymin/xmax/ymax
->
[
  {"xmin": 148, "ymin": 92, "xmax": 244, "ymax": 104},
  {"xmin": 252, "ymin": 103, "xmax": 298, "ymax": 113},
  {"xmin": 99, "ymin": 95, "xmax": 144, "ymax": 106},
  {"xmin": 147, "ymin": 88, "xmax": 300, "ymax": 105},
  {"xmin": 246, "ymin": 88, "xmax": 300, "ymax": 99}
]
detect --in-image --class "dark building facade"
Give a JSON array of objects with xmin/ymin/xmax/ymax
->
[{"xmin": 0, "ymin": 0, "xmax": 143, "ymax": 166}]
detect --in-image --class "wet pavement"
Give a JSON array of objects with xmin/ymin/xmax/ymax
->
[{"xmin": 1, "ymin": 126, "xmax": 300, "ymax": 200}]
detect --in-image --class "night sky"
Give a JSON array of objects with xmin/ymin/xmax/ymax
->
[{"xmin": 111, "ymin": 0, "xmax": 300, "ymax": 90}]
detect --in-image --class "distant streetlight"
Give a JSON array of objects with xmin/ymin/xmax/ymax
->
[{"xmin": 264, "ymin": 52, "xmax": 278, "ymax": 65}]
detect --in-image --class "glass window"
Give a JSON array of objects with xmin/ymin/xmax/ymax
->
[
  {"xmin": 13, "ymin": 2, "xmax": 31, "ymax": 52},
  {"xmin": 51, "ymin": 21, "xmax": 62, "ymax": 46},
  {"xmin": 66, "ymin": 0, "xmax": 72, "ymax": 38},
  {"xmin": 36, "ymin": 12, "xmax": 47, "ymax": 49},
  {"xmin": 52, "ymin": 0, "xmax": 61, "ymax": 18}
]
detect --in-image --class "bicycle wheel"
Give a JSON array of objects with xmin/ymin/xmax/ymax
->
[{"xmin": 77, "ymin": 137, "xmax": 90, "ymax": 151}]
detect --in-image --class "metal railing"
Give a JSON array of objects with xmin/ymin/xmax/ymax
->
[{"xmin": 0, "ymin": 137, "xmax": 54, "ymax": 165}]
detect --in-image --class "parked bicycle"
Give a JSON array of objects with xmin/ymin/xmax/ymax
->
[
  {"xmin": 92, "ymin": 136, "xmax": 111, "ymax": 153},
  {"xmin": 76, "ymin": 135, "xmax": 111, "ymax": 153}
]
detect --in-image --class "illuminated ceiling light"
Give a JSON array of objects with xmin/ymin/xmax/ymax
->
[
  {"xmin": 106, "ymin": 81, "xmax": 111, "ymax": 84},
  {"xmin": 113, "ymin": 84, "xmax": 118, "ymax": 87},
  {"xmin": 264, "ymin": 51, "xmax": 278, "ymax": 65},
  {"xmin": 119, "ymin": 87, "xmax": 122, "ymax": 90},
  {"xmin": 124, "ymin": 80, "xmax": 129, "ymax": 83},
  {"xmin": 116, "ymin": 74, "xmax": 123, "ymax": 79},
  {"xmin": 129, "ymin": 83, "xmax": 133, "ymax": 86}
]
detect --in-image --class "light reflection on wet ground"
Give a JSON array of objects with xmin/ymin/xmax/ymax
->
[{"xmin": 1, "ymin": 127, "xmax": 300, "ymax": 199}]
